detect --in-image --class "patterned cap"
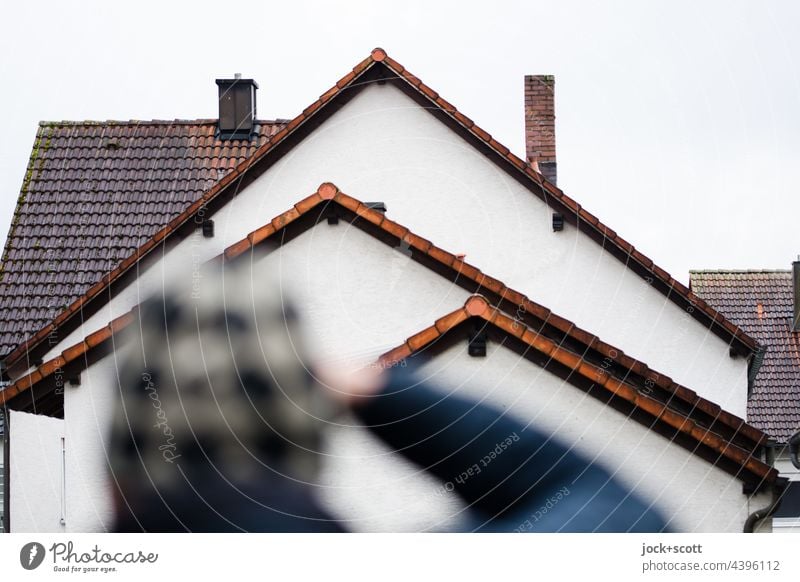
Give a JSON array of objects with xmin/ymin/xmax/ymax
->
[{"xmin": 108, "ymin": 256, "xmax": 342, "ymax": 498}]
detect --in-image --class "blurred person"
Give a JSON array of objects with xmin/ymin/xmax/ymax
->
[{"xmin": 108, "ymin": 259, "xmax": 669, "ymax": 532}]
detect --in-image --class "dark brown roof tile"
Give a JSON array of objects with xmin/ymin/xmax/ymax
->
[
  {"xmin": 0, "ymin": 119, "xmax": 286, "ymax": 356},
  {"xmin": 690, "ymin": 270, "xmax": 800, "ymax": 442}
]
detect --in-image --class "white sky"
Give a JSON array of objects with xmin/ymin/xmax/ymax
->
[{"xmin": 1, "ymin": 0, "xmax": 798, "ymax": 283}]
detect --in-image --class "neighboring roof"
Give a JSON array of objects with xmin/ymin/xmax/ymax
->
[
  {"xmin": 690, "ymin": 270, "xmax": 800, "ymax": 443},
  {"xmin": 1, "ymin": 184, "xmax": 775, "ymax": 490},
  {"xmin": 0, "ymin": 119, "xmax": 286, "ymax": 357},
  {"xmin": 378, "ymin": 295, "xmax": 777, "ymax": 488},
  {"xmin": 1, "ymin": 47, "xmax": 758, "ymax": 373}
]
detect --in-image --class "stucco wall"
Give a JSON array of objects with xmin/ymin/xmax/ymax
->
[
  {"xmin": 774, "ymin": 451, "xmax": 800, "ymax": 482},
  {"xmin": 39, "ymin": 82, "xmax": 748, "ymax": 417},
  {"xmin": 63, "ymin": 360, "xmax": 117, "ymax": 533},
  {"xmin": 9, "ymin": 410, "xmax": 65, "ymax": 533}
]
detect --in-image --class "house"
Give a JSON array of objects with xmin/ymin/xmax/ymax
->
[
  {"xmin": 0, "ymin": 48, "xmax": 781, "ymax": 532},
  {"xmin": 691, "ymin": 265, "xmax": 800, "ymax": 532}
]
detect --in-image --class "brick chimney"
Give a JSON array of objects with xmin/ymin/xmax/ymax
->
[{"xmin": 524, "ymin": 75, "xmax": 556, "ymax": 185}]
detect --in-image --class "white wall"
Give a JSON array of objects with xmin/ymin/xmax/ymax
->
[
  {"xmin": 0, "ymin": 437, "xmax": 4, "ymax": 532},
  {"xmin": 255, "ymin": 224, "xmax": 471, "ymax": 366},
  {"xmin": 63, "ymin": 363, "xmax": 117, "ymax": 532},
  {"xmin": 9, "ymin": 410, "xmax": 65, "ymax": 533},
  {"xmin": 774, "ymin": 451, "xmax": 800, "ymax": 482},
  {"xmin": 17, "ymin": 79, "xmax": 760, "ymax": 532},
  {"xmin": 37, "ymin": 82, "xmax": 748, "ymax": 417}
]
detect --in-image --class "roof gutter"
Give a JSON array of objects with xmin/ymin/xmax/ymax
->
[
  {"xmin": 746, "ymin": 343, "xmax": 767, "ymax": 398},
  {"xmin": 744, "ymin": 475, "xmax": 789, "ymax": 533}
]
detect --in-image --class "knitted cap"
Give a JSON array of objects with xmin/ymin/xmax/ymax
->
[{"xmin": 108, "ymin": 257, "xmax": 341, "ymax": 497}]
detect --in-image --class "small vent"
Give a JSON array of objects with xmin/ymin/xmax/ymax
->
[
  {"xmin": 552, "ymin": 213, "xmax": 564, "ymax": 232},
  {"xmin": 468, "ymin": 328, "xmax": 487, "ymax": 358},
  {"xmin": 202, "ymin": 219, "xmax": 215, "ymax": 238}
]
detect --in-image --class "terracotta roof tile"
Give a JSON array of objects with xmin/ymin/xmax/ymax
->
[{"xmin": 379, "ymin": 295, "xmax": 777, "ymax": 488}]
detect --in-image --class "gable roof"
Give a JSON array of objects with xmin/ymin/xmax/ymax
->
[
  {"xmin": 0, "ymin": 119, "xmax": 286, "ymax": 358},
  {"xmin": 1, "ymin": 48, "xmax": 758, "ymax": 373},
  {"xmin": 378, "ymin": 295, "xmax": 777, "ymax": 489},
  {"xmin": 0, "ymin": 183, "xmax": 775, "ymax": 489},
  {"xmin": 690, "ymin": 270, "xmax": 800, "ymax": 443}
]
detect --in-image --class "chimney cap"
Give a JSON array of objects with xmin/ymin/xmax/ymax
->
[{"xmin": 216, "ymin": 77, "xmax": 259, "ymax": 89}]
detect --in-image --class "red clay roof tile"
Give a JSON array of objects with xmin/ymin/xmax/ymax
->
[{"xmin": 379, "ymin": 295, "xmax": 776, "ymax": 487}]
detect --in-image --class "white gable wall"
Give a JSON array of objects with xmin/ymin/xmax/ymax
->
[
  {"xmin": 63, "ymin": 359, "xmax": 118, "ymax": 532},
  {"xmin": 38, "ymin": 82, "xmax": 748, "ymax": 416},
  {"xmin": 9, "ymin": 410, "xmax": 65, "ymax": 533}
]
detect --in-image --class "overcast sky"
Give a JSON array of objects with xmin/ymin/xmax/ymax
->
[{"xmin": 1, "ymin": 0, "xmax": 798, "ymax": 283}]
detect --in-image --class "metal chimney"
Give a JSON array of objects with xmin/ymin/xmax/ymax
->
[{"xmin": 216, "ymin": 74, "xmax": 258, "ymax": 140}]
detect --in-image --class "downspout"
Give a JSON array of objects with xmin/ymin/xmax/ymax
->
[
  {"xmin": 2, "ymin": 407, "xmax": 8, "ymax": 533},
  {"xmin": 789, "ymin": 429, "xmax": 800, "ymax": 470},
  {"xmin": 744, "ymin": 479, "xmax": 788, "ymax": 533}
]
